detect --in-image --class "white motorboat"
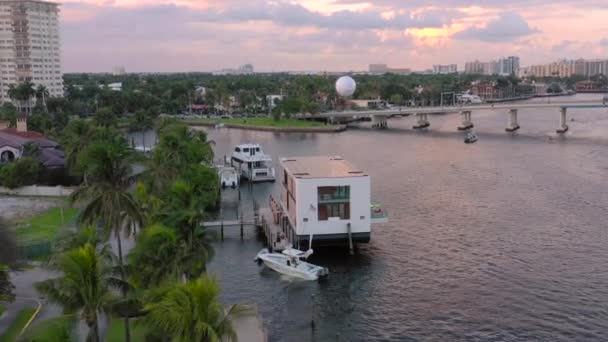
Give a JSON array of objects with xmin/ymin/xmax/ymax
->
[
  {"xmin": 255, "ymin": 248, "xmax": 328, "ymax": 281},
  {"xmin": 465, "ymin": 131, "xmax": 478, "ymax": 144},
  {"xmin": 231, "ymin": 144, "xmax": 275, "ymax": 182},
  {"xmin": 217, "ymin": 166, "xmax": 239, "ymax": 189}
]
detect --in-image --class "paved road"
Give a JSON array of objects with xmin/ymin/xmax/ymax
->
[
  {"xmin": 0, "ymin": 297, "xmax": 38, "ymax": 335},
  {"xmin": 0, "ymin": 268, "xmax": 61, "ymax": 335}
]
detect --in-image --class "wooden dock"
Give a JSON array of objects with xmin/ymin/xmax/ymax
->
[{"xmin": 258, "ymin": 207, "xmax": 290, "ymax": 251}]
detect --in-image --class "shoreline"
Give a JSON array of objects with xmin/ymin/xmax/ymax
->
[{"xmin": 184, "ymin": 121, "xmax": 347, "ymax": 133}]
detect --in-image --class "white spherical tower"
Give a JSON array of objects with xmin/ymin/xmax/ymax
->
[{"xmin": 336, "ymin": 76, "xmax": 356, "ymax": 97}]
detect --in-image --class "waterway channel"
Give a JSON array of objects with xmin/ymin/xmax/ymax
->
[{"xmin": 134, "ymin": 94, "xmax": 608, "ymax": 341}]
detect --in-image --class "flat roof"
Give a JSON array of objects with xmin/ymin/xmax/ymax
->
[{"xmin": 281, "ymin": 156, "xmax": 367, "ymax": 178}]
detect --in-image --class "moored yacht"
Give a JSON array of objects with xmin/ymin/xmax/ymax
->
[{"xmin": 231, "ymin": 143, "xmax": 275, "ymax": 182}]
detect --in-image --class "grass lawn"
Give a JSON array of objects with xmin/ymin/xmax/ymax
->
[
  {"xmin": 105, "ymin": 319, "xmax": 149, "ymax": 342},
  {"xmin": 14, "ymin": 207, "xmax": 79, "ymax": 244},
  {"xmin": 0, "ymin": 307, "xmax": 36, "ymax": 342},
  {"xmin": 0, "ymin": 303, "xmax": 5, "ymax": 316},
  {"xmin": 18, "ymin": 316, "xmax": 73, "ymax": 342},
  {"xmin": 186, "ymin": 117, "xmax": 330, "ymax": 128}
]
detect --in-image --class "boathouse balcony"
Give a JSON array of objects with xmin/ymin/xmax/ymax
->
[{"xmin": 370, "ymin": 203, "xmax": 388, "ymax": 224}]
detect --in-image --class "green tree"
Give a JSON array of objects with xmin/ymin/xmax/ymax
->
[
  {"xmin": 145, "ymin": 123, "xmax": 214, "ymax": 191},
  {"xmin": 8, "ymin": 81, "xmax": 36, "ymax": 115},
  {"xmin": 155, "ymin": 179, "xmax": 216, "ymax": 278},
  {"xmin": 0, "ymin": 102, "xmax": 17, "ymax": 126},
  {"xmin": 93, "ymin": 107, "xmax": 118, "ymax": 128},
  {"xmin": 36, "ymin": 243, "xmax": 119, "ymax": 342},
  {"xmin": 390, "ymin": 94, "xmax": 403, "ymax": 105},
  {"xmin": 129, "ymin": 224, "xmax": 195, "ymax": 286},
  {"xmin": 35, "ymin": 84, "xmax": 50, "ymax": 112},
  {"xmin": 0, "ymin": 157, "xmax": 41, "ymax": 189},
  {"xmin": 71, "ymin": 133, "xmax": 143, "ymax": 342},
  {"xmin": 60, "ymin": 119, "xmax": 97, "ymax": 177},
  {"xmin": 0, "ymin": 264, "xmax": 14, "ymax": 302},
  {"xmin": 141, "ymin": 275, "xmax": 248, "ymax": 342}
]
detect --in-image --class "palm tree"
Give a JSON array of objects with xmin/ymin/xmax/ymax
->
[
  {"xmin": 35, "ymin": 84, "xmax": 50, "ymax": 112},
  {"xmin": 157, "ymin": 179, "xmax": 216, "ymax": 278},
  {"xmin": 60, "ymin": 119, "xmax": 97, "ymax": 177},
  {"xmin": 36, "ymin": 243, "xmax": 119, "ymax": 342},
  {"xmin": 71, "ymin": 133, "xmax": 142, "ymax": 342},
  {"xmin": 8, "ymin": 81, "xmax": 36, "ymax": 115},
  {"xmin": 128, "ymin": 224, "xmax": 193, "ymax": 286},
  {"xmin": 141, "ymin": 275, "xmax": 249, "ymax": 342}
]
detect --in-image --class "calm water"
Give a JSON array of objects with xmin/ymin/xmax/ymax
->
[{"xmin": 140, "ymin": 94, "xmax": 608, "ymax": 341}]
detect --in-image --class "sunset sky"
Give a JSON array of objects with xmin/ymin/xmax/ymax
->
[{"xmin": 59, "ymin": 0, "xmax": 608, "ymax": 73}]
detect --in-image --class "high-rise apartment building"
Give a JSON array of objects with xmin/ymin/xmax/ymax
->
[
  {"xmin": 497, "ymin": 56, "xmax": 520, "ymax": 76},
  {"xmin": 523, "ymin": 60, "xmax": 575, "ymax": 78},
  {"xmin": 432, "ymin": 64, "xmax": 457, "ymax": 74},
  {"xmin": 0, "ymin": 0, "xmax": 62, "ymax": 104},
  {"xmin": 464, "ymin": 60, "xmax": 485, "ymax": 74},
  {"xmin": 574, "ymin": 59, "xmax": 608, "ymax": 77}
]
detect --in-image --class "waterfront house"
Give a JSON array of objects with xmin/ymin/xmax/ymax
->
[
  {"xmin": 276, "ymin": 156, "xmax": 387, "ymax": 248},
  {"xmin": 0, "ymin": 117, "xmax": 64, "ymax": 169}
]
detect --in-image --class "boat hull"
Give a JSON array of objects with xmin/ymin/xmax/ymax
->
[{"xmin": 256, "ymin": 249, "xmax": 327, "ymax": 281}]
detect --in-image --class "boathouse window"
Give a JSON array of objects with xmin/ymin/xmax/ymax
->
[
  {"xmin": 317, "ymin": 186, "xmax": 350, "ymax": 220},
  {"xmin": 243, "ymin": 148, "xmax": 249, "ymax": 153}
]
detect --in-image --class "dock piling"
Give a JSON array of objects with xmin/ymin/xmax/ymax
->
[
  {"xmin": 347, "ymin": 223, "xmax": 354, "ymax": 255},
  {"xmin": 240, "ymin": 210, "xmax": 244, "ymax": 239},
  {"xmin": 311, "ymin": 294, "xmax": 316, "ymax": 330},
  {"xmin": 220, "ymin": 207, "xmax": 224, "ymax": 241}
]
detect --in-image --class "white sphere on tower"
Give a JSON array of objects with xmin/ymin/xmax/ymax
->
[{"xmin": 336, "ymin": 76, "xmax": 356, "ymax": 97}]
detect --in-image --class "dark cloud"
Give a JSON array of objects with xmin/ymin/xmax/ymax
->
[{"xmin": 453, "ymin": 12, "xmax": 539, "ymax": 42}]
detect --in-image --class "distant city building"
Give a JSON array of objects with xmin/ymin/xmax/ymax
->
[
  {"xmin": 464, "ymin": 60, "xmax": 485, "ymax": 74},
  {"xmin": 214, "ymin": 64, "xmax": 255, "ymax": 75},
  {"xmin": 574, "ymin": 59, "xmax": 608, "ymax": 77},
  {"xmin": 368, "ymin": 64, "xmax": 411, "ymax": 75},
  {"xmin": 112, "ymin": 66, "xmax": 126, "ymax": 76},
  {"xmin": 432, "ymin": 64, "xmax": 457, "ymax": 74},
  {"xmin": 465, "ymin": 57, "xmax": 518, "ymax": 75},
  {"xmin": 522, "ymin": 60, "xmax": 576, "ymax": 78},
  {"xmin": 485, "ymin": 60, "xmax": 498, "ymax": 75},
  {"xmin": 369, "ymin": 64, "xmax": 388, "ymax": 74},
  {"xmin": 0, "ymin": 0, "xmax": 63, "ymax": 104},
  {"xmin": 497, "ymin": 56, "xmax": 520, "ymax": 76}
]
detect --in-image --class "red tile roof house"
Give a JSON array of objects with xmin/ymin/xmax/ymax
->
[{"xmin": 0, "ymin": 117, "xmax": 65, "ymax": 169}]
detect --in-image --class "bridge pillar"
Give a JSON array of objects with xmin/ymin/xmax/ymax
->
[
  {"xmin": 557, "ymin": 107, "xmax": 569, "ymax": 133},
  {"xmin": 372, "ymin": 115, "xmax": 388, "ymax": 129},
  {"xmin": 457, "ymin": 110, "xmax": 474, "ymax": 131},
  {"xmin": 413, "ymin": 113, "xmax": 430, "ymax": 129},
  {"xmin": 506, "ymin": 109, "xmax": 520, "ymax": 132}
]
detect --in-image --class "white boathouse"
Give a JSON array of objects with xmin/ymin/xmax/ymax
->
[{"xmin": 269, "ymin": 156, "xmax": 387, "ymax": 248}]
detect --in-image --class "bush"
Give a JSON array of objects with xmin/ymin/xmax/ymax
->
[{"xmin": 0, "ymin": 157, "xmax": 41, "ymax": 188}]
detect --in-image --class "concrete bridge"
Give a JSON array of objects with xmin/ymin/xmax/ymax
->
[{"xmin": 302, "ymin": 99, "xmax": 608, "ymax": 133}]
